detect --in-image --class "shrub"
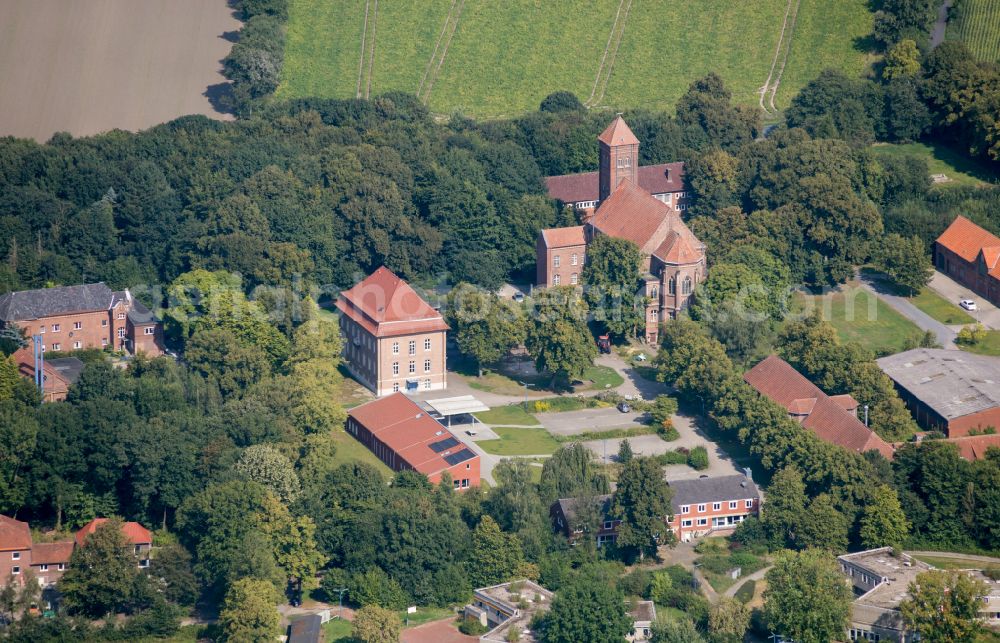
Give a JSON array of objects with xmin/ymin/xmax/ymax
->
[
  {"xmin": 957, "ymin": 324, "xmax": 987, "ymax": 345},
  {"xmin": 653, "ymin": 450, "xmax": 688, "ymax": 465},
  {"xmin": 657, "ymin": 423, "xmax": 680, "ymax": 441},
  {"xmin": 349, "ymin": 568, "xmax": 409, "ymax": 609},
  {"xmin": 687, "ymin": 446, "xmax": 709, "ymax": 470},
  {"xmin": 649, "ymin": 395, "xmax": 679, "ymax": 427},
  {"xmin": 459, "ymin": 618, "xmax": 489, "ymax": 635},
  {"xmin": 533, "ymin": 400, "xmax": 550, "ymax": 413},
  {"xmin": 617, "ymin": 568, "xmax": 651, "ymax": 597}
]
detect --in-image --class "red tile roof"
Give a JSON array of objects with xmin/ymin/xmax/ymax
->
[
  {"xmin": 12, "ymin": 348, "xmax": 70, "ymax": 397},
  {"xmin": 31, "ymin": 541, "xmax": 74, "ymax": 565},
  {"xmin": 348, "ymin": 393, "xmax": 478, "ymax": 477},
  {"xmin": 545, "ymin": 163, "xmax": 685, "ymax": 204},
  {"xmin": 540, "ymin": 226, "xmax": 586, "ymax": 248},
  {"xmin": 598, "ymin": 116, "xmax": 640, "ymax": 146},
  {"xmin": 335, "ymin": 267, "xmax": 449, "ymax": 338},
  {"xmin": 744, "ymin": 355, "xmax": 894, "ymax": 459},
  {"xmin": 947, "ymin": 434, "xmax": 1000, "ymax": 461},
  {"xmin": 0, "ymin": 515, "xmax": 31, "ymax": 552},
  {"xmin": 75, "ymin": 518, "xmax": 152, "ymax": 548},
  {"xmin": 588, "ymin": 180, "xmax": 704, "ymax": 265},
  {"xmin": 937, "ymin": 216, "xmax": 1000, "ymax": 278}
]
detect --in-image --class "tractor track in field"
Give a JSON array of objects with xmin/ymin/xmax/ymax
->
[
  {"xmin": 759, "ymin": 0, "xmax": 801, "ymax": 116},
  {"xmin": 586, "ymin": 0, "xmax": 633, "ymax": 108},
  {"xmin": 356, "ymin": 0, "xmax": 374, "ymax": 98},
  {"xmin": 417, "ymin": 0, "xmax": 465, "ymax": 105}
]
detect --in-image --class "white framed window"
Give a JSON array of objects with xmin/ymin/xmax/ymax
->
[
  {"xmin": 408, "ymin": 361, "xmax": 415, "ymax": 374},
  {"xmin": 570, "ymin": 273, "xmax": 578, "ymax": 285},
  {"xmin": 73, "ymin": 322, "xmax": 82, "ymax": 330},
  {"xmin": 461, "ymin": 479, "xmax": 470, "ymax": 488},
  {"xmin": 39, "ymin": 326, "xmax": 45, "ymax": 334},
  {"xmin": 571, "ymin": 253, "xmax": 578, "ymax": 266},
  {"xmin": 603, "ymin": 521, "xmax": 614, "ymax": 530},
  {"xmin": 11, "ymin": 552, "xmax": 19, "ymax": 560},
  {"xmin": 392, "ymin": 341, "xmax": 399, "ymax": 354},
  {"xmin": 101, "ymin": 319, "xmax": 108, "ymax": 327},
  {"xmin": 697, "ymin": 504, "xmax": 706, "ymax": 513},
  {"xmin": 423, "ymin": 379, "xmax": 431, "ymax": 390},
  {"xmin": 713, "ymin": 502, "xmax": 721, "ymax": 511},
  {"xmin": 39, "ymin": 564, "xmax": 48, "ymax": 572},
  {"xmin": 553, "ymin": 255, "xmax": 560, "ymax": 268},
  {"xmin": 117, "ymin": 328, "xmax": 126, "ymax": 338},
  {"xmin": 52, "ymin": 324, "xmax": 60, "ymax": 332},
  {"xmin": 681, "ymin": 519, "xmax": 692, "ymax": 527},
  {"xmin": 11, "ymin": 566, "xmax": 19, "ymax": 575},
  {"xmin": 408, "ymin": 340, "xmax": 416, "ymax": 356},
  {"xmin": 729, "ymin": 501, "xmax": 738, "ymax": 510},
  {"xmin": 680, "ymin": 505, "xmax": 689, "ymax": 514},
  {"xmin": 139, "ymin": 559, "xmax": 149, "ymax": 568},
  {"xmin": 57, "ymin": 564, "xmax": 65, "ymax": 571},
  {"xmin": 424, "ymin": 359, "xmax": 431, "ymax": 373},
  {"xmin": 117, "ymin": 312, "xmax": 126, "ymax": 320},
  {"xmin": 143, "ymin": 327, "xmax": 155, "ymax": 335},
  {"xmin": 696, "ymin": 518, "xmax": 707, "ymax": 527},
  {"xmin": 52, "ymin": 343, "xmax": 60, "ymax": 351},
  {"xmin": 73, "ymin": 341, "xmax": 82, "ymax": 349},
  {"xmin": 101, "ymin": 339, "xmax": 108, "ymax": 347},
  {"xmin": 679, "ymin": 203, "xmax": 687, "ymax": 211},
  {"xmin": 745, "ymin": 499, "xmax": 753, "ymax": 508},
  {"xmin": 392, "ymin": 362, "xmax": 399, "ymax": 376},
  {"xmin": 134, "ymin": 545, "xmax": 142, "ymax": 554},
  {"xmin": 424, "ymin": 338, "xmax": 431, "ymax": 351},
  {"xmin": 553, "ymin": 274, "xmax": 561, "ymax": 285},
  {"xmin": 392, "ymin": 382, "xmax": 400, "ymax": 393}
]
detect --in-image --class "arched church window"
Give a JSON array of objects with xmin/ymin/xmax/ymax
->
[
  {"xmin": 668, "ymin": 278, "xmax": 676, "ymax": 295},
  {"xmin": 682, "ymin": 277, "xmax": 692, "ymax": 295}
]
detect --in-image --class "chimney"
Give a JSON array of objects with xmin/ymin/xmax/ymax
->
[
  {"xmin": 742, "ymin": 467, "xmax": 753, "ymax": 481},
  {"xmin": 664, "ymin": 167, "xmax": 670, "ymax": 181},
  {"xmin": 580, "ymin": 207, "xmax": 596, "ymax": 226}
]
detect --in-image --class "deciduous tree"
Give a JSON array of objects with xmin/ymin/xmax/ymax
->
[
  {"xmin": 467, "ymin": 516, "xmax": 524, "ymax": 588},
  {"xmin": 901, "ymin": 570, "xmax": 986, "ymax": 641},
  {"xmin": 708, "ymin": 597, "xmax": 751, "ymax": 643},
  {"xmin": 542, "ymin": 579, "xmax": 631, "ymax": 643},
  {"xmin": 763, "ymin": 549, "xmax": 852, "ymax": 643},
  {"xmin": 352, "ymin": 605, "xmax": 402, "ymax": 643},
  {"xmin": 582, "ymin": 235, "xmax": 645, "ymax": 340},
  {"xmin": 610, "ymin": 457, "xmax": 674, "ymax": 559},
  {"xmin": 218, "ymin": 578, "xmax": 281, "ymax": 643},
  {"xmin": 860, "ymin": 485, "xmax": 911, "ymax": 549}
]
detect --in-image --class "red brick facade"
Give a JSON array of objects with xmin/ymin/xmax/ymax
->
[{"xmin": 935, "ymin": 215, "xmax": 1000, "ymax": 307}]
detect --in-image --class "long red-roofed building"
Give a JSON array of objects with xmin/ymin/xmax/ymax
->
[
  {"xmin": 346, "ymin": 393, "xmax": 480, "ymax": 489},
  {"xmin": 936, "ymin": 215, "xmax": 1000, "ymax": 307},
  {"xmin": 336, "ymin": 267, "xmax": 449, "ymax": 397},
  {"xmin": 536, "ymin": 117, "xmax": 705, "ymax": 343},
  {"xmin": 744, "ymin": 355, "xmax": 895, "ymax": 459}
]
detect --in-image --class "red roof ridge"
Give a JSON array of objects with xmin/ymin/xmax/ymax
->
[
  {"xmin": 937, "ymin": 215, "xmax": 1000, "ymax": 264},
  {"xmin": 336, "ymin": 267, "xmax": 448, "ymax": 338},
  {"xmin": 75, "ymin": 518, "xmax": 152, "ymax": 547},
  {"xmin": 540, "ymin": 226, "xmax": 586, "ymax": 248},
  {"xmin": 0, "ymin": 515, "xmax": 32, "ymax": 552},
  {"xmin": 598, "ymin": 116, "xmax": 639, "ymax": 146}
]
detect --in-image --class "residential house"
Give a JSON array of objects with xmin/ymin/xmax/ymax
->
[
  {"xmin": 935, "ymin": 215, "xmax": 1000, "ymax": 307},
  {"xmin": 76, "ymin": 518, "xmax": 152, "ymax": 568},
  {"xmin": 537, "ymin": 117, "xmax": 706, "ymax": 343},
  {"xmin": 0, "ymin": 516, "xmax": 32, "ymax": 587},
  {"xmin": 12, "ymin": 347, "xmax": 83, "ymax": 402},
  {"xmin": 877, "ymin": 348, "xmax": 1000, "ymax": 437},
  {"xmin": 946, "ymin": 433, "xmax": 1000, "ymax": 461},
  {"xmin": 346, "ymin": 393, "xmax": 480, "ymax": 489},
  {"xmin": 838, "ymin": 547, "xmax": 1000, "ymax": 642},
  {"xmin": 550, "ymin": 494, "xmax": 621, "ymax": 547},
  {"xmin": 0, "ymin": 283, "xmax": 164, "ymax": 356},
  {"xmin": 668, "ymin": 473, "xmax": 761, "ymax": 542},
  {"xmin": 336, "ymin": 267, "xmax": 448, "ymax": 397},
  {"xmin": 627, "ymin": 601, "xmax": 657, "ymax": 643},
  {"xmin": 744, "ymin": 355, "xmax": 895, "ymax": 458}
]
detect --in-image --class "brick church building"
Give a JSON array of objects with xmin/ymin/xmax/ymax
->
[{"xmin": 537, "ymin": 116, "xmax": 706, "ymax": 343}]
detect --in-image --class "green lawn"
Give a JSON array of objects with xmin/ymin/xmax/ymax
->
[
  {"xmin": 871, "ymin": 142, "xmax": 998, "ymax": 188},
  {"xmin": 580, "ymin": 365, "xmax": 624, "ymax": 389},
  {"xmin": 961, "ymin": 330, "xmax": 1000, "ymax": 357},
  {"xmin": 331, "ymin": 429, "xmax": 393, "ymax": 476},
  {"xmin": 733, "ymin": 579, "xmax": 756, "ymax": 604},
  {"xmin": 794, "ymin": 286, "xmax": 925, "ymax": 356},
  {"xmin": 947, "ymin": 0, "xmax": 1000, "ymax": 63},
  {"xmin": 909, "ymin": 287, "xmax": 976, "ymax": 325},
  {"xmin": 474, "ymin": 404, "xmax": 540, "ymax": 426},
  {"xmin": 911, "ymin": 554, "xmax": 1000, "ymax": 570},
  {"xmin": 278, "ymin": 0, "xmax": 875, "ymax": 118},
  {"xmin": 323, "ymin": 617, "xmax": 354, "ymax": 641},
  {"xmin": 477, "ymin": 426, "xmax": 561, "ymax": 455}
]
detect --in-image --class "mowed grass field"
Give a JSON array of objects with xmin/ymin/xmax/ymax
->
[
  {"xmin": 949, "ymin": 0, "xmax": 1000, "ymax": 63},
  {"xmin": 278, "ymin": 0, "xmax": 876, "ymax": 118}
]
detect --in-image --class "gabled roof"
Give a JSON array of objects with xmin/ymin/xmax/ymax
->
[
  {"xmin": 348, "ymin": 393, "xmax": 478, "ymax": 477},
  {"xmin": 12, "ymin": 347, "xmax": 72, "ymax": 396},
  {"xmin": 588, "ymin": 180, "xmax": 704, "ymax": 264},
  {"xmin": 554, "ymin": 494, "xmax": 614, "ymax": 525},
  {"xmin": 75, "ymin": 518, "xmax": 152, "ymax": 548},
  {"xmin": 0, "ymin": 283, "xmax": 116, "ymax": 321},
  {"xmin": 0, "ymin": 515, "xmax": 31, "ymax": 551},
  {"xmin": 667, "ymin": 475, "xmax": 759, "ymax": 513},
  {"xmin": 31, "ymin": 541, "xmax": 74, "ymax": 565},
  {"xmin": 545, "ymin": 163, "xmax": 686, "ymax": 204},
  {"xmin": 335, "ymin": 267, "xmax": 449, "ymax": 338},
  {"xmin": 540, "ymin": 226, "xmax": 586, "ymax": 249},
  {"xmin": 598, "ymin": 116, "xmax": 639, "ymax": 146},
  {"xmin": 946, "ymin": 434, "xmax": 1000, "ymax": 461},
  {"xmin": 744, "ymin": 355, "xmax": 894, "ymax": 458},
  {"xmin": 937, "ymin": 216, "xmax": 1000, "ymax": 278}
]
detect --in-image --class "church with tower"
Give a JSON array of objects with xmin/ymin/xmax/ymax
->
[{"xmin": 536, "ymin": 116, "xmax": 706, "ymax": 344}]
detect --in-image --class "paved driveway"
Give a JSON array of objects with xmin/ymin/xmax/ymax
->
[
  {"xmin": 540, "ymin": 407, "xmax": 647, "ymax": 436},
  {"xmin": 858, "ymin": 272, "xmax": 957, "ymax": 348},
  {"xmin": 928, "ymin": 270, "xmax": 1000, "ymax": 330}
]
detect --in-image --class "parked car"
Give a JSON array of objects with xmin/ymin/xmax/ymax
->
[
  {"xmin": 960, "ymin": 299, "xmax": 978, "ymax": 311},
  {"xmin": 512, "ymin": 292, "xmax": 525, "ymax": 303},
  {"xmin": 617, "ymin": 401, "xmax": 631, "ymax": 413},
  {"xmin": 634, "ymin": 353, "xmax": 647, "ymax": 362}
]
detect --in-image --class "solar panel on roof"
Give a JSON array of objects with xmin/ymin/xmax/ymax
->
[
  {"xmin": 429, "ymin": 437, "xmax": 460, "ymax": 453},
  {"xmin": 443, "ymin": 448, "xmax": 475, "ymax": 466}
]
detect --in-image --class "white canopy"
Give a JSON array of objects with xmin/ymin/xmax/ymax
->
[{"xmin": 424, "ymin": 395, "xmax": 490, "ymax": 418}]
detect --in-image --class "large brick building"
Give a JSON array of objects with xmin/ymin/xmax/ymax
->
[
  {"xmin": 744, "ymin": 355, "xmax": 895, "ymax": 458},
  {"xmin": 935, "ymin": 215, "xmax": 1000, "ymax": 307},
  {"xmin": 336, "ymin": 267, "xmax": 448, "ymax": 397},
  {"xmin": 0, "ymin": 283, "xmax": 163, "ymax": 356},
  {"xmin": 537, "ymin": 117, "xmax": 705, "ymax": 343},
  {"xmin": 346, "ymin": 393, "xmax": 480, "ymax": 489},
  {"xmin": 0, "ymin": 515, "xmax": 151, "ymax": 591},
  {"xmin": 877, "ymin": 348, "xmax": 1000, "ymax": 437}
]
